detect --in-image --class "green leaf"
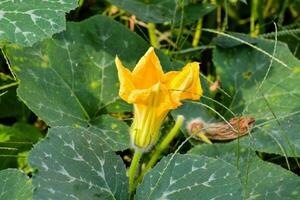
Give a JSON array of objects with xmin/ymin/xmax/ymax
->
[
  {"xmin": 213, "ymin": 35, "xmax": 300, "ymax": 157},
  {"xmin": 171, "ymin": 75, "xmax": 216, "ymax": 145},
  {"xmin": 189, "ymin": 143, "xmax": 300, "ymax": 200},
  {"xmin": 277, "ymin": 32, "xmax": 300, "ymax": 58},
  {"xmin": 188, "ymin": 142, "xmax": 255, "ymax": 165},
  {"xmin": 0, "ymin": 0, "xmax": 78, "ymax": 46},
  {"xmin": 107, "ymin": 0, "xmax": 215, "ymax": 25},
  {"xmin": 213, "ymin": 32, "xmax": 257, "ymax": 48},
  {"xmin": 4, "ymin": 15, "xmax": 176, "ymax": 151},
  {"xmin": 29, "ymin": 126, "xmax": 128, "ymax": 200},
  {"xmin": 11, "ymin": 122, "xmax": 43, "ymax": 143},
  {"xmin": 107, "ymin": 0, "xmax": 175, "ymax": 23},
  {"xmin": 172, "ymin": 101, "xmax": 216, "ymax": 128},
  {"xmin": 88, "ymin": 115, "xmax": 130, "ymax": 151},
  {"xmin": 0, "ymin": 169, "xmax": 33, "ymax": 200},
  {"xmin": 0, "ymin": 53, "xmax": 30, "ymax": 119},
  {"xmin": 171, "ymin": 101, "xmax": 215, "ymax": 146},
  {"xmin": 181, "ymin": 3, "xmax": 216, "ymax": 25},
  {"xmin": 239, "ymin": 0, "xmax": 248, "ymax": 5},
  {"xmin": 0, "ymin": 86, "xmax": 29, "ymax": 119},
  {"xmin": 103, "ymin": 99, "xmax": 132, "ymax": 113},
  {"xmin": 136, "ymin": 154, "xmax": 243, "ymax": 200},
  {"xmin": 3, "ymin": 15, "xmax": 170, "ymax": 124},
  {"xmin": 0, "ymin": 122, "xmax": 42, "ymax": 146},
  {"xmin": 243, "ymin": 160, "xmax": 300, "ymax": 199},
  {"xmin": 0, "ymin": 123, "xmax": 43, "ymax": 170}
]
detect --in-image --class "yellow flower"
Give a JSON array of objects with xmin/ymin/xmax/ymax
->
[{"xmin": 115, "ymin": 47, "xmax": 202, "ymax": 151}]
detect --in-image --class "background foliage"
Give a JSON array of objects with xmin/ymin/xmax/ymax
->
[{"xmin": 0, "ymin": 0, "xmax": 300, "ymax": 199}]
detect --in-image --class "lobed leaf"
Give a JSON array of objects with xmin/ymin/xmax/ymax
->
[
  {"xmin": 189, "ymin": 143, "xmax": 300, "ymax": 200},
  {"xmin": 107, "ymin": 0, "xmax": 215, "ymax": 25},
  {"xmin": 4, "ymin": 15, "xmax": 177, "ymax": 151},
  {"xmin": 29, "ymin": 126, "xmax": 128, "ymax": 200},
  {"xmin": 0, "ymin": 0, "xmax": 78, "ymax": 46},
  {"xmin": 136, "ymin": 154, "xmax": 243, "ymax": 200},
  {"xmin": 213, "ymin": 35, "xmax": 300, "ymax": 157}
]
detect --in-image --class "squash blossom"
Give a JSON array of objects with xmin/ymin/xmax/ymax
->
[{"xmin": 115, "ymin": 47, "xmax": 202, "ymax": 151}]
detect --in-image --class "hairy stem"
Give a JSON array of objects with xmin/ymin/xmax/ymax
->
[
  {"xmin": 137, "ymin": 115, "xmax": 184, "ymax": 184},
  {"xmin": 128, "ymin": 150, "xmax": 142, "ymax": 197}
]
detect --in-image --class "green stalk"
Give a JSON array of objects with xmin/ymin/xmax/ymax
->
[
  {"xmin": 250, "ymin": 0, "xmax": 259, "ymax": 37},
  {"xmin": 0, "ymin": 81, "xmax": 19, "ymax": 91},
  {"xmin": 257, "ymin": 0, "xmax": 264, "ymax": 34},
  {"xmin": 222, "ymin": 0, "xmax": 228, "ymax": 31},
  {"xmin": 147, "ymin": 23, "xmax": 158, "ymax": 48},
  {"xmin": 217, "ymin": 5, "xmax": 222, "ymax": 31},
  {"xmin": 78, "ymin": 0, "xmax": 84, "ymax": 8},
  {"xmin": 263, "ymin": 0, "xmax": 273, "ymax": 18},
  {"xmin": 137, "ymin": 115, "xmax": 184, "ymax": 183},
  {"xmin": 192, "ymin": 18, "xmax": 203, "ymax": 47},
  {"xmin": 128, "ymin": 150, "xmax": 142, "ymax": 196},
  {"xmin": 194, "ymin": 132, "xmax": 212, "ymax": 144}
]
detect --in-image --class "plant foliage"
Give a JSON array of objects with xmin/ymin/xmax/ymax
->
[{"xmin": 0, "ymin": 0, "xmax": 299, "ymax": 199}]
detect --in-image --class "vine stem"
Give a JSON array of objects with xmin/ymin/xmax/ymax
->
[
  {"xmin": 128, "ymin": 150, "xmax": 142, "ymax": 196},
  {"xmin": 136, "ymin": 115, "xmax": 184, "ymax": 184}
]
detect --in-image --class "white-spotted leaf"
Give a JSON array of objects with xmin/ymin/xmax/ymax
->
[
  {"xmin": 4, "ymin": 15, "xmax": 177, "ymax": 151},
  {"xmin": 29, "ymin": 126, "xmax": 128, "ymax": 200},
  {"xmin": 0, "ymin": 0, "xmax": 78, "ymax": 46},
  {"xmin": 4, "ymin": 15, "xmax": 150, "ymax": 127},
  {"xmin": 136, "ymin": 154, "xmax": 243, "ymax": 200},
  {"xmin": 213, "ymin": 36, "xmax": 300, "ymax": 157},
  {"xmin": 189, "ymin": 143, "xmax": 300, "ymax": 200}
]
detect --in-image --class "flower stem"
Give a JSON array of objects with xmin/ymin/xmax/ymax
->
[
  {"xmin": 137, "ymin": 115, "xmax": 184, "ymax": 183},
  {"xmin": 194, "ymin": 132, "xmax": 212, "ymax": 144},
  {"xmin": 128, "ymin": 150, "xmax": 142, "ymax": 195}
]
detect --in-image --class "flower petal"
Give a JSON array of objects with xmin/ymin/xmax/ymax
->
[
  {"xmin": 132, "ymin": 47, "xmax": 164, "ymax": 89},
  {"xmin": 163, "ymin": 71, "xmax": 178, "ymax": 81},
  {"xmin": 128, "ymin": 83, "xmax": 176, "ymax": 150},
  {"xmin": 128, "ymin": 82, "xmax": 178, "ymax": 110},
  {"xmin": 115, "ymin": 56, "xmax": 135, "ymax": 102},
  {"xmin": 166, "ymin": 62, "xmax": 202, "ymax": 103}
]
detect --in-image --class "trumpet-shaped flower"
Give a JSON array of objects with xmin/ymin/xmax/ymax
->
[{"xmin": 115, "ymin": 47, "xmax": 202, "ymax": 151}]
